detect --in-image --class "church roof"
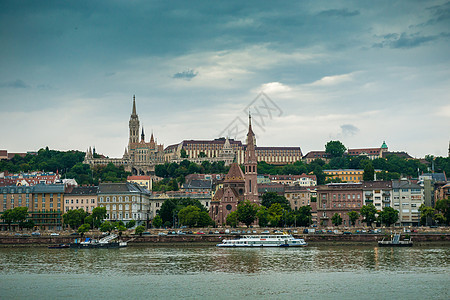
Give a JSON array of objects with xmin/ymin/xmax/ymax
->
[{"xmin": 225, "ymin": 163, "xmax": 244, "ymax": 182}]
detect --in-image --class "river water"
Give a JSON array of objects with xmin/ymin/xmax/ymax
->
[{"xmin": 0, "ymin": 245, "xmax": 449, "ymax": 299}]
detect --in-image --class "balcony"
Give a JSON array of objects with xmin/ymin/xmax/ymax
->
[
  {"xmin": 383, "ymin": 191, "xmax": 390, "ymax": 196},
  {"xmin": 365, "ymin": 192, "xmax": 373, "ymax": 197},
  {"xmin": 382, "ymin": 199, "xmax": 390, "ymax": 203}
]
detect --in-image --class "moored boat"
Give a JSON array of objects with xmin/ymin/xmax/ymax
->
[
  {"xmin": 378, "ymin": 233, "xmax": 413, "ymax": 247},
  {"xmin": 217, "ymin": 234, "xmax": 307, "ymax": 247},
  {"xmin": 69, "ymin": 234, "xmax": 128, "ymax": 249}
]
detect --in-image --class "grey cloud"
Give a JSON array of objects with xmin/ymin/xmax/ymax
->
[
  {"xmin": 0, "ymin": 79, "xmax": 30, "ymax": 89},
  {"xmin": 172, "ymin": 69, "xmax": 198, "ymax": 80},
  {"xmin": 317, "ymin": 9, "xmax": 360, "ymax": 17},
  {"xmin": 341, "ymin": 124, "xmax": 359, "ymax": 136},
  {"xmin": 373, "ymin": 32, "xmax": 450, "ymax": 49}
]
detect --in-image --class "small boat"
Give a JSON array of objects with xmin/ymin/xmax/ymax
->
[
  {"xmin": 48, "ymin": 244, "xmax": 70, "ymax": 249},
  {"xmin": 378, "ymin": 233, "xmax": 413, "ymax": 247},
  {"xmin": 217, "ymin": 234, "xmax": 307, "ymax": 247},
  {"xmin": 69, "ymin": 234, "xmax": 128, "ymax": 249}
]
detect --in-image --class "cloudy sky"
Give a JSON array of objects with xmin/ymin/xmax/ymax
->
[{"xmin": 1, "ymin": 0, "xmax": 449, "ymax": 159}]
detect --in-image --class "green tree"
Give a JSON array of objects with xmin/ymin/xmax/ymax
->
[
  {"xmin": 178, "ymin": 205, "xmax": 201, "ymax": 227},
  {"xmin": 77, "ymin": 223, "xmax": 91, "ymax": 237},
  {"xmin": 114, "ymin": 222, "xmax": 127, "ymax": 237},
  {"xmin": 261, "ymin": 192, "xmax": 290, "ymax": 209},
  {"xmin": 198, "ymin": 152, "xmax": 207, "ymax": 158},
  {"xmin": 433, "ymin": 213, "xmax": 446, "ymax": 225},
  {"xmin": 126, "ymin": 220, "xmax": 136, "ymax": 229},
  {"xmin": 256, "ymin": 206, "xmax": 270, "ymax": 227},
  {"xmin": 226, "ymin": 211, "xmax": 238, "ymax": 228},
  {"xmin": 419, "ymin": 205, "xmax": 435, "ymax": 226},
  {"xmin": 1, "ymin": 209, "xmax": 14, "ymax": 231},
  {"xmin": 347, "ymin": 211, "xmax": 360, "ymax": 227},
  {"xmin": 360, "ymin": 204, "xmax": 377, "ymax": 227},
  {"xmin": 62, "ymin": 209, "xmax": 88, "ymax": 229},
  {"xmin": 197, "ymin": 211, "xmax": 212, "ymax": 227},
  {"xmin": 152, "ymin": 215, "xmax": 163, "ymax": 228},
  {"xmin": 435, "ymin": 198, "xmax": 450, "ymax": 225},
  {"xmin": 325, "ymin": 140, "xmax": 347, "ymax": 158},
  {"xmin": 379, "ymin": 207, "xmax": 399, "ymax": 227},
  {"xmin": 100, "ymin": 221, "xmax": 114, "ymax": 233},
  {"xmin": 268, "ymin": 203, "xmax": 284, "ymax": 227},
  {"xmin": 363, "ymin": 162, "xmax": 375, "ymax": 181},
  {"xmin": 294, "ymin": 206, "xmax": 312, "ymax": 227},
  {"xmin": 91, "ymin": 207, "xmax": 107, "ymax": 228},
  {"xmin": 331, "ymin": 213, "xmax": 343, "ymax": 226},
  {"xmin": 236, "ymin": 200, "xmax": 259, "ymax": 227},
  {"xmin": 135, "ymin": 225, "xmax": 145, "ymax": 236}
]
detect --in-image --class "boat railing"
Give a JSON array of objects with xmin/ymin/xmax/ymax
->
[{"xmin": 99, "ymin": 234, "xmax": 118, "ymax": 244}]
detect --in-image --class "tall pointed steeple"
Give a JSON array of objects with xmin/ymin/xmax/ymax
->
[
  {"xmin": 132, "ymin": 95, "xmax": 137, "ymax": 116},
  {"xmin": 129, "ymin": 95, "xmax": 140, "ymax": 146},
  {"xmin": 141, "ymin": 127, "xmax": 145, "ymax": 142},
  {"xmin": 244, "ymin": 112, "xmax": 258, "ymax": 204}
]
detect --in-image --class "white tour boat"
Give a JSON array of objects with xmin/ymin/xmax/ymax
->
[{"xmin": 217, "ymin": 234, "xmax": 307, "ymax": 247}]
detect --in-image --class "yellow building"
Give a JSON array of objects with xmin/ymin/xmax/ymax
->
[
  {"xmin": 324, "ymin": 169, "xmax": 364, "ymax": 183},
  {"xmin": 127, "ymin": 175, "xmax": 152, "ymax": 190}
]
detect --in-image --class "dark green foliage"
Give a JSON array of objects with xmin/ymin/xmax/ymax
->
[
  {"xmin": 325, "ymin": 140, "xmax": 346, "ymax": 158},
  {"xmin": 77, "ymin": 223, "xmax": 91, "ymax": 236},
  {"xmin": 435, "ymin": 198, "xmax": 450, "ymax": 225},
  {"xmin": 1, "ymin": 207, "xmax": 29, "ymax": 230},
  {"xmin": 100, "ymin": 221, "xmax": 113, "ymax": 233},
  {"xmin": 236, "ymin": 200, "xmax": 259, "ymax": 227},
  {"xmin": 360, "ymin": 204, "xmax": 377, "ymax": 227},
  {"xmin": 261, "ymin": 192, "xmax": 290, "ymax": 209},
  {"xmin": 91, "ymin": 207, "xmax": 107, "ymax": 229},
  {"xmin": 126, "ymin": 219, "xmax": 136, "ymax": 228},
  {"xmin": 378, "ymin": 207, "xmax": 399, "ymax": 227},
  {"xmin": 363, "ymin": 162, "xmax": 375, "ymax": 181},
  {"xmin": 226, "ymin": 211, "xmax": 238, "ymax": 227},
  {"xmin": 152, "ymin": 215, "xmax": 163, "ymax": 228},
  {"xmin": 158, "ymin": 198, "xmax": 207, "ymax": 227},
  {"xmin": 331, "ymin": 213, "xmax": 343, "ymax": 226},
  {"xmin": 135, "ymin": 225, "xmax": 145, "ymax": 236},
  {"xmin": 347, "ymin": 211, "xmax": 360, "ymax": 226},
  {"xmin": 62, "ymin": 209, "xmax": 88, "ymax": 229}
]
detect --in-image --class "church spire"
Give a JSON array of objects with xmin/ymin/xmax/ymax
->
[
  {"xmin": 132, "ymin": 95, "xmax": 137, "ymax": 116},
  {"xmin": 141, "ymin": 127, "xmax": 145, "ymax": 142}
]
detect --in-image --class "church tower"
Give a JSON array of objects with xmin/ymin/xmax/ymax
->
[
  {"xmin": 244, "ymin": 113, "xmax": 259, "ymax": 203},
  {"xmin": 129, "ymin": 95, "xmax": 140, "ymax": 146}
]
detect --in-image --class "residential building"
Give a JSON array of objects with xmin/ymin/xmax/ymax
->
[
  {"xmin": 392, "ymin": 179, "xmax": 423, "ymax": 226},
  {"xmin": 324, "ymin": 169, "xmax": 364, "ymax": 183},
  {"xmin": 284, "ymin": 186, "xmax": 315, "ymax": 210},
  {"xmin": 362, "ymin": 181, "xmax": 392, "ymax": 209},
  {"xmin": 0, "ymin": 185, "xmax": 33, "ymax": 230},
  {"xmin": 302, "ymin": 151, "xmax": 331, "ymax": 164},
  {"xmin": 127, "ymin": 175, "xmax": 152, "ymax": 190},
  {"xmin": 31, "ymin": 184, "xmax": 65, "ymax": 231},
  {"xmin": 0, "ymin": 171, "xmax": 61, "ymax": 187},
  {"xmin": 97, "ymin": 182, "xmax": 151, "ymax": 226},
  {"xmin": 435, "ymin": 183, "xmax": 450, "ymax": 202},
  {"xmin": 316, "ymin": 183, "xmax": 363, "ymax": 227},
  {"xmin": 64, "ymin": 186, "xmax": 98, "ymax": 213}
]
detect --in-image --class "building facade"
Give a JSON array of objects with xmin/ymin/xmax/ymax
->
[
  {"xmin": 97, "ymin": 182, "xmax": 151, "ymax": 226},
  {"xmin": 324, "ymin": 169, "xmax": 364, "ymax": 183},
  {"xmin": 392, "ymin": 179, "xmax": 423, "ymax": 226},
  {"xmin": 316, "ymin": 183, "xmax": 364, "ymax": 227},
  {"xmin": 127, "ymin": 175, "xmax": 152, "ymax": 190},
  {"xmin": 64, "ymin": 186, "xmax": 98, "ymax": 213},
  {"xmin": 362, "ymin": 181, "xmax": 392, "ymax": 209}
]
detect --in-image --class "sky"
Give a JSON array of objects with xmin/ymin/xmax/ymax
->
[{"xmin": 1, "ymin": 0, "xmax": 449, "ymax": 159}]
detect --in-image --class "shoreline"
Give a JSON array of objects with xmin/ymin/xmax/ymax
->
[{"xmin": 1, "ymin": 233, "xmax": 449, "ymax": 247}]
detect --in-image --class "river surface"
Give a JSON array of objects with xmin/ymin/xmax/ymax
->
[{"xmin": 0, "ymin": 245, "xmax": 449, "ymax": 299}]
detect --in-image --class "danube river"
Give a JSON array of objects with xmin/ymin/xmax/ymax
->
[{"xmin": 1, "ymin": 244, "xmax": 449, "ymax": 299}]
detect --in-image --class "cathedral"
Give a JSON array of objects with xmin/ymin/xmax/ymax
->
[
  {"xmin": 84, "ymin": 96, "xmax": 164, "ymax": 175},
  {"xmin": 209, "ymin": 114, "xmax": 259, "ymax": 225}
]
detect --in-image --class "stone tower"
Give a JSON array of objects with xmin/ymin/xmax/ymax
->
[
  {"xmin": 244, "ymin": 113, "xmax": 259, "ymax": 203},
  {"xmin": 129, "ymin": 95, "xmax": 140, "ymax": 146}
]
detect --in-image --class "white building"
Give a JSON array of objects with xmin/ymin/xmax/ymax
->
[{"xmin": 392, "ymin": 179, "xmax": 423, "ymax": 226}]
